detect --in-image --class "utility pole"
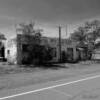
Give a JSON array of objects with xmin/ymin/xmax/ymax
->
[
  {"xmin": 58, "ymin": 26, "xmax": 62, "ymax": 62},
  {"xmin": 66, "ymin": 25, "xmax": 68, "ymax": 38}
]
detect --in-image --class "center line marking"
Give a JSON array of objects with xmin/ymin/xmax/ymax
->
[{"xmin": 0, "ymin": 74, "xmax": 100, "ymax": 100}]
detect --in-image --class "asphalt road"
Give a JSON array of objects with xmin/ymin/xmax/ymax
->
[{"xmin": 0, "ymin": 73, "xmax": 100, "ymax": 100}]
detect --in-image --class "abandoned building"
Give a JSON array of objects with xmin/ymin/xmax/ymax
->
[{"xmin": 5, "ymin": 34, "xmax": 79, "ymax": 64}]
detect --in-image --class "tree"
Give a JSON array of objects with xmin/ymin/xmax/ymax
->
[
  {"xmin": 70, "ymin": 20, "xmax": 100, "ymax": 48},
  {"xmin": 16, "ymin": 22, "xmax": 35, "ymax": 35},
  {"xmin": 70, "ymin": 20, "xmax": 100, "ymax": 60},
  {"xmin": 16, "ymin": 22, "xmax": 43, "ymax": 35},
  {"xmin": 85, "ymin": 20, "xmax": 100, "ymax": 44},
  {"xmin": 16, "ymin": 22, "xmax": 54, "ymax": 65},
  {"xmin": 70, "ymin": 26, "xmax": 87, "ymax": 46}
]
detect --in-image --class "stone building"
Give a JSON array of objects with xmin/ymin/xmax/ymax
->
[
  {"xmin": 5, "ymin": 38, "xmax": 17, "ymax": 64},
  {"xmin": 6, "ymin": 34, "xmax": 78, "ymax": 64}
]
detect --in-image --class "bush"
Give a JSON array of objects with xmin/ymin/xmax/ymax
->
[{"xmin": 22, "ymin": 44, "xmax": 54, "ymax": 65}]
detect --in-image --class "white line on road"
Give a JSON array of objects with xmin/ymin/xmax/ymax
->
[{"xmin": 0, "ymin": 74, "xmax": 100, "ymax": 100}]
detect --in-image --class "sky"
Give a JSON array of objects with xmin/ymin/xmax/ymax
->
[{"xmin": 0, "ymin": 0, "xmax": 100, "ymax": 39}]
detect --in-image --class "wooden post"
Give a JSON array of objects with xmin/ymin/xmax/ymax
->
[{"xmin": 59, "ymin": 26, "xmax": 62, "ymax": 62}]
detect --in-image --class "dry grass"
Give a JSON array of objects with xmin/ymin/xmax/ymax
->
[{"xmin": 0, "ymin": 65, "xmax": 39, "ymax": 75}]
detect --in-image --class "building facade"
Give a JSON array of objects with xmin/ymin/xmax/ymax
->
[{"xmin": 6, "ymin": 34, "xmax": 78, "ymax": 64}]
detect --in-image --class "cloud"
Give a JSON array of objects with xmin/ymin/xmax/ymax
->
[{"xmin": 0, "ymin": 0, "xmax": 100, "ymax": 39}]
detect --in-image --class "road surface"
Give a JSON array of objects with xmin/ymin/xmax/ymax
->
[{"xmin": 0, "ymin": 73, "xmax": 100, "ymax": 100}]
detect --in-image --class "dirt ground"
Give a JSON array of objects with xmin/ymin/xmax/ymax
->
[
  {"xmin": 0, "ymin": 61, "xmax": 100, "ymax": 92},
  {"xmin": 70, "ymin": 88, "xmax": 100, "ymax": 100}
]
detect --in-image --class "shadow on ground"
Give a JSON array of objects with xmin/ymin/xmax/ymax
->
[
  {"xmin": 21, "ymin": 63, "xmax": 69, "ymax": 70},
  {"xmin": 0, "ymin": 62, "xmax": 71, "ymax": 75}
]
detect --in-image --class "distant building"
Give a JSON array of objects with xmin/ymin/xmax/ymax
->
[
  {"xmin": 6, "ymin": 34, "xmax": 78, "ymax": 64},
  {"xmin": 5, "ymin": 38, "xmax": 17, "ymax": 64}
]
